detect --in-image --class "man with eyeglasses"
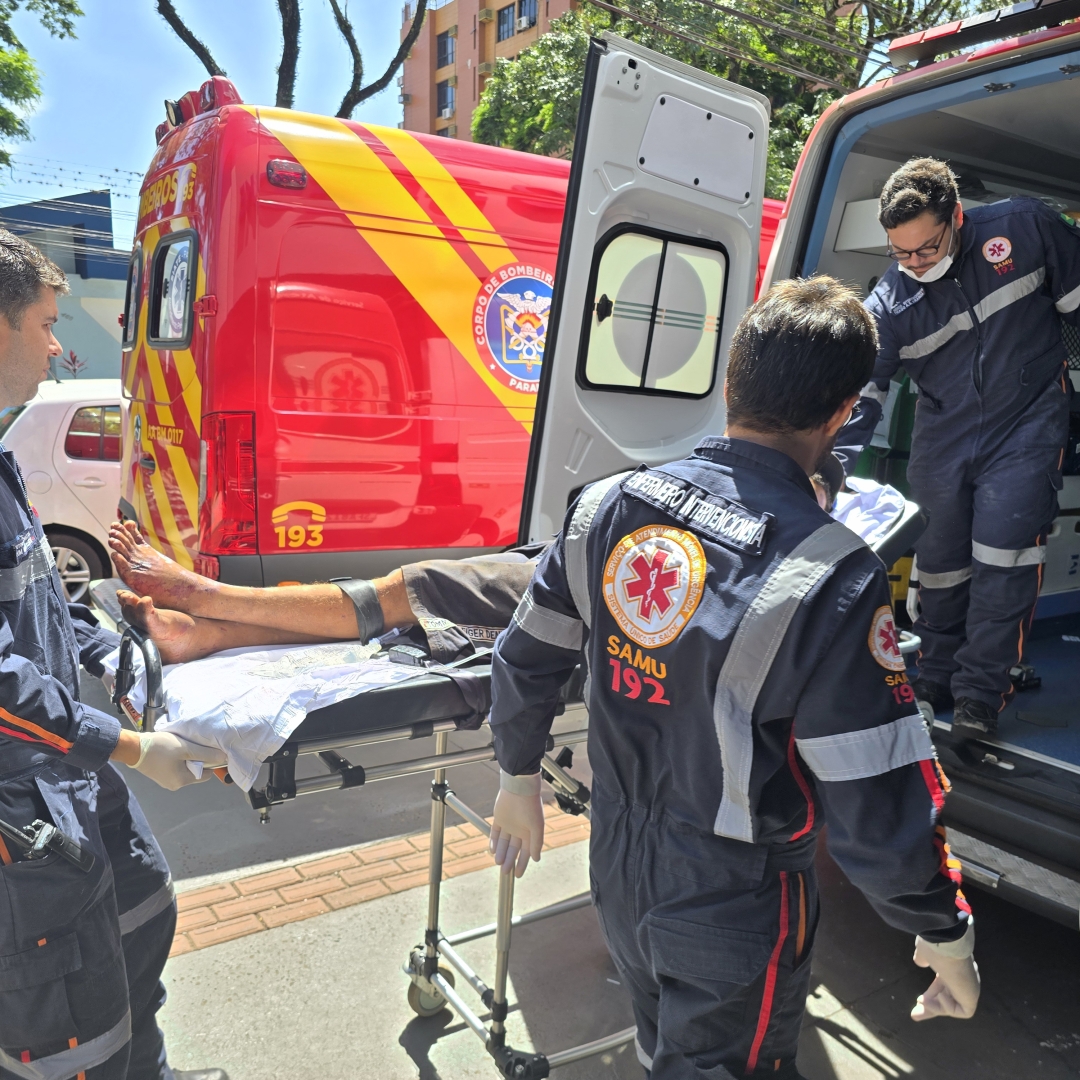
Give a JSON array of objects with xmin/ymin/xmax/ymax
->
[{"xmin": 835, "ymin": 157, "xmax": 1080, "ymax": 739}]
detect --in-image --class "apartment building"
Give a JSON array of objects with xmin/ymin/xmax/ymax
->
[{"xmin": 399, "ymin": 0, "xmax": 576, "ymax": 141}]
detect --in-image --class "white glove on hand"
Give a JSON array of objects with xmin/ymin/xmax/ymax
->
[
  {"xmin": 489, "ymin": 770, "xmax": 544, "ymax": 878},
  {"xmin": 133, "ymin": 731, "xmax": 227, "ymax": 791},
  {"xmin": 911, "ymin": 923, "xmax": 980, "ymax": 1021}
]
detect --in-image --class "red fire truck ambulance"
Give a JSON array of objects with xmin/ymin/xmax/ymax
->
[{"xmin": 120, "ymin": 83, "xmax": 781, "ymax": 586}]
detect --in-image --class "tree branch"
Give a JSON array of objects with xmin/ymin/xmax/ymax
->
[
  {"xmin": 156, "ymin": 0, "xmax": 225, "ymax": 76},
  {"xmin": 349, "ymin": 0, "xmax": 428, "ymax": 111},
  {"xmin": 330, "ymin": 0, "xmax": 365, "ymax": 118},
  {"xmin": 276, "ymin": 0, "xmax": 300, "ymax": 109}
]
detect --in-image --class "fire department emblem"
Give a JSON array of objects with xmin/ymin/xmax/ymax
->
[
  {"xmin": 982, "ymin": 236, "xmax": 1011, "ymax": 264},
  {"xmin": 868, "ymin": 604, "xmax": 906, "ymax": 672},
  {"xmin": 603, "ymin": 525, "xmax": 706, "ymax": 648},
  {"xmin": 473, "ymin": 264, "xmax": 554, "ymax": 394}
]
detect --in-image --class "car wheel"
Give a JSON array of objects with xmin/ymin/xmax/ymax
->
[{"xmin": 48, "ymin": 533, "xmax": 104, "ymax": 604}]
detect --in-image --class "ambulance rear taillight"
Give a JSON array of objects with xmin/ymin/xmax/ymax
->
[
  {"xmin": 199, "ymin": 412, "xmax": 257, "ymax": 556},
  {"xmin": 266, "ymin": 160, "xmax": 308, "ymax": 189}
]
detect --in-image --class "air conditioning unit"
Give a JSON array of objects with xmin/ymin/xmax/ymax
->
[
  {"xmin": 399, "ymin": 93, "xmax": 412, "ymax": 105},
  {"xmin": 440, "ymin": 107, "xmax": 455, "ymax": 120},
  {"xmin": 478, "ymin": 8, "xmax": 493, "ymax": 21},
  {"xmin": 447, "ymin": 125, "xmax": 458, "ymax": 138},
  {"xmin": 478, "ymin": 61, "xmax": 494, "ymax": 75},
  {"xmin": 517, "ymin": 15, "xmax": 533, "ymax": 31}
]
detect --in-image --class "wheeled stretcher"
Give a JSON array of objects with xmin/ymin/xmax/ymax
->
[{"xmin": 104, "ymin": 493, "xmax": 928, "ymax": 1078}]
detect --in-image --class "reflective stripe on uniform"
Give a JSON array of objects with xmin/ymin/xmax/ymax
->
[
  {"xmin": 634, "ymin": 1035, "xmax": 653, "ymax": 1071},
  {"xmin": 713, "ymin": 522, "xmax": 868, "ymax": 843},
  {"xmin": 973, "ymin": 267, "xmax": 1045, "ymax": 323},
  {"xmin": 860, "ymin": 381, "xmax": 888, "ymax": 405},
  {"xmin": 1055, "ymin": 280, "xmax": 1080, "ymax": 314},
  {"xmin": 564, "ymin": 472, "xmax": 630, "ymax": 628},
  {"xmin": 918, "ymin": 565, "xmax": 972, "ymax": 589},
  {"xmin": 0, "ymin": 1010, "xmax": 131, "ymax": 1080},
  {"xmin": 512, "ymin": 589, "xmax": 583, "ymax": 652},
  {"xmin": 795, "ymin": 714, "xmax": 933, "ymax": 782},
  {"xmin": 0, "ymin": 536, "xmax": 55, "ymax": 603},
  {"xmin": 898, "ymin": 312, "xmax": 973, "ymax": 361},
  {"xmin": 118, "ymin": 877, "xmax": 175, "ymax": 936},
  {"xmin": 972, "ymin": 540, "xmax": 1046, "ymax": 567}
]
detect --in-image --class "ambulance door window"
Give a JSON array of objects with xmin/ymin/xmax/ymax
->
[
  {"xmin": 122, "ymin": 247, "xmax": 141, "ymax": 351},
  {"xmin": 581, "ymin": 227, "xmax": 726, "ymax": 398},
  {"xmin": 148, "ymin": 232, "xmax": 197, "ymax": 347}
]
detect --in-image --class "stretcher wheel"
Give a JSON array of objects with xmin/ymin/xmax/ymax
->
[{"xmin": 407, "ymin": 966, "xmax": 455, "ymax": 1017}]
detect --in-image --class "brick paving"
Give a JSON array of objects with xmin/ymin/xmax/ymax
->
[{"xmin": 170, "ymin": 803, "xmax": 590, "ymax": 956}]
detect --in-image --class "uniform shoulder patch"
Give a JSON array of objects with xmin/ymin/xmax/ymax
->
[
  {"xmin": 868, "ymin": 605, "xmax": 906, "ymax": 672},
  {"xmin": 621, "ymin": 467, "xmax": 772, "ymax": 556},
  {"xmin": 603, "ymin": 525, "xmax": 706, "ymax": 648},
  {"xmin": 982, "ymin": 236, "xmax": 1011, "ymax": 263}
]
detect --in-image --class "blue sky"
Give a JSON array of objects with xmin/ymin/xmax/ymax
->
[{"xmin": 6, "ymin": 0, "xmax": 405, "ymax": 250}]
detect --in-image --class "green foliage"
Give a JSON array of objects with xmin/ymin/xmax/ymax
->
[
  {"xmin": 474, "ymin": 0, "xmax": 995, "ymax": 200},
  {"xmin": 0, "ymin": 1, "xmax": 82, "ymax": 167}
]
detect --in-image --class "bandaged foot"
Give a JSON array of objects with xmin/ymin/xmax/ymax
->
[
  {"xmin": 110, "ymin": 520, "xmax": 216, "ymax": 612},
  {"xmin": 117, "ymin": 590, "xmax": 220, "ymax": 664}
]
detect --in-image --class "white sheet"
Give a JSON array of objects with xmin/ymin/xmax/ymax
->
[
  {"xmin": 831, "ymin": 476, "xmax": 906, "ymax": 548},
  {"xmin": 101, "ymin": 641, "xmax": 425, "ymax": 790}
]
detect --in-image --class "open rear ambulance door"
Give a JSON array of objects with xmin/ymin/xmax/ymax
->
[{"xmin": 519, "ymin": 33, "xmax": 770, "ymax": 543}]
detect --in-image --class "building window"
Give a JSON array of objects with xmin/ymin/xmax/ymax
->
[
  {"xmin": 497, "ymin": 4, "xmax": 515, "ymax": 41},
  {"xmin": 436, "ymin": 29, "xmax": 455, "ymax": 68},
  {"xmin": 435, "ymin": 128, "xmax": 451, "ymax": 137},
  {"xmin": 518, "ymin": 0, "xmax": 537, "ymax": 27},
  {"xmin": 65, "ymin": 406, "xmax": 122, "ymax": 461},
  {"xmin": 436, "ymin": 80, "xmax": 456, "ymax": 116},
  {"xmin": 579, "ymin": 226, "xmax": 729, "ymax": 399}
]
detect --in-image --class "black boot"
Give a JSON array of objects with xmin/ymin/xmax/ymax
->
[
  {"xmin": 173, "ymin": 1071, "xmax": 230, "ymax": 1080},
  {"xmin": 913, "ymin": 678, "xmax": 953, "ymax": 717},
  {"xmin": 951, "ymin": 697, "xmax": 998, "ymax": 739}
]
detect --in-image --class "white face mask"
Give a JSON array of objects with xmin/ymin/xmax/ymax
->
[{"xmin": 897, "ymin": 223, "xmax": 955, "ymax": 282}]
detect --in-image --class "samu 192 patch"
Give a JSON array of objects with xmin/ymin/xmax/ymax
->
[
  {"xmin": 868, "ymin": 605, "xmax": 906, "ymax": 672},
  {"xmin": 603, "ymin": 525, "xmax": 706, "ymax": 648}
]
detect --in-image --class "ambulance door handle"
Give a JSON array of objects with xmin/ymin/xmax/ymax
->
[{"xmin": 72, "ymin": 477, "xmax": 106, "ymax": 488}]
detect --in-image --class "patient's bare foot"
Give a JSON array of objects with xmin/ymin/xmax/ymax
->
[
  {"xmin": 118, "ymin": 590, "xmax": 217, "ymax": 664},
  {"xmin": 109, "ymin": 521, "xmax": 216, "ymax": 614}
]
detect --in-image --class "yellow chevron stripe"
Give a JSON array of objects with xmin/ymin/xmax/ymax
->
[
  {"xmin": 371, "ymin": 127, "xmax": 516, "ymax": 273},
  {"xmin": 147, "ymin": 448, "xmax": 192, "ymax": 569},
  {"xmin": 164, "ymin": 440, "xmax": 199, "ymax": 531},
  {"xmin": 250, "ymin": 108, "xmax": 535, "ymax": 429}
]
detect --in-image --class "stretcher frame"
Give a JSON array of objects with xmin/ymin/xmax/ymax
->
[{"xmin": 112, "ymin": 631, "xmax": 636, "ymax": 1078}]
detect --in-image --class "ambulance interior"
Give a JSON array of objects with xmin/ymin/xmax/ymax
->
[{"xmin": 808, "ymin": 72, "xmax": 1080, "ymax": 774}]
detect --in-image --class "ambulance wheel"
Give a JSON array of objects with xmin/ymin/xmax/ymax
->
[{"xmin": 407, "ymin": 967, "xmax": 455, "ymax": 1017}]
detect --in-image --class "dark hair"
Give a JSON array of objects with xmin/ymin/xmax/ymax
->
[
  {"xmin": 725, "ymin": 276, "xmax": 876, "ymax": 434},
  {"xmin": 878, "ymin": 157, "xmax": 959, "ymax": 230},
  {"xmin": 0, "ymin": 229, "xmax": 68, "ymax": 329}
]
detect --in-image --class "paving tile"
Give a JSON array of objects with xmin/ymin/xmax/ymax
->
[
  {"xmin": 168, "ymin": 934, "xmax": 194, "ymax": 958},
  {"xmin": 408, "ymin": 833, "xmax": 432, "ymax": 851},
  {"xmin": 260, "ymin": 897, "xmax": 331, "ymax": 928},
  {"xmin": 324, "ymin": 880, "xmax": 391, "ymax": 910},
  {"xmin": 188, "ymin": 914, "xmax": 264, "ymax": 949},
  {"xmin": 382, "ymin": 869, "xmax": 431, "ymax": 894},
  {"xmin": 234, "ymin": 866, "xmax": 303, "ymax": 896},
  {"xmin": 443, "ymin": 851, "xmax": 496, "ymax": 879},
  {"xmin": 278, "ymin": 875, "xmax": 348, "ymax": 904},
  {"xmin": 446, "ymin": 835, "xmax": 490, "ymax": 858},
  {"xmin": 211, "ymin": 891, "xmax": 283, "ymax": 921},
  {"xmin": 295, "ymin": 851, "xmax": 359, "ymax": 879},
  {"xmin": 175, "ymin": 907, "xmax": 217, "ymax": 933},
  {"xmin": 175, "ymin": 882, "xmax": 238, "ymax": 911},
  {"xmin": 353, "ymin": 838, "xmax": 415, "ymax": 864},
  {"xmin": 340, "ymin": 862, "xmax": 399, "ymax": 887}
]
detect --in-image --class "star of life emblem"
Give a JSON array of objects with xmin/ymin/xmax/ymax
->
[
  {"xmin": 982, "ymin": 236, "xmax": 1011, "ymax": 264},
  {"xmin": 603, "ymin": 525, "xmax": 706, "ymax": 648},
  {"xmin": 868, "ymin": 604, "xmax": 906, "ymax": 672},
  {"xmin": 473, "ymin": 264, "xmax": 554, "ymax": 394}
]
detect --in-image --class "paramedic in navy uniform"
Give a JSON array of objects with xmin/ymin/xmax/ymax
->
[
  {"xmin": 834, "ymin": 158, "xmax": 1080, "ymax": 739},
  {"xmin": 487, "ymin": 277, "xmax": 979, "ymax": 1079},
  {"xmin": 0, "ymin": 230, "xmax": 226, "ymax": 1080}
]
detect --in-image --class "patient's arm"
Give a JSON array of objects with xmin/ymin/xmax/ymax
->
[
  {"xmin": 109, "ymin": 521, "xmax": 413, "ymax": 639},
  {"xmin": 117, "ymin": 591, "xmax": 345, "ymax": 663}
]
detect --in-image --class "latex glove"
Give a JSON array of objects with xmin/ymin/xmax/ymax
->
[
  {"xmin": 133, "ymin": 731, "xmax": 227, "ymax": 791},
  {"xmin": 489, "ymin": 770, "xmax": 544, "ymax": 877},
  {"xmin": 911, "ymin": 922, "xmax": 980, "ymax": 1021}
]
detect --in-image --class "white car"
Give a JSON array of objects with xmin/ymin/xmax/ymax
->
[{"xmin": 0, "ymin": 378, "xmax": 122, "ymax": 603}]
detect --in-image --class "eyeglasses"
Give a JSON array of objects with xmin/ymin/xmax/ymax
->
[{"xmin": 886, "ymin": 220, "xmax": 951, "ymax": 262}]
